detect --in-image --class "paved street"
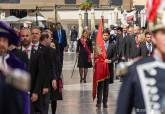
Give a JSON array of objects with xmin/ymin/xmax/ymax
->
[{"xmin": 50, "ymin": 52, "xmax": 121, "ymax": 114}]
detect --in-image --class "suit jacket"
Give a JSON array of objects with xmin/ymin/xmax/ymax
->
[
  {"xmin": 11, "ymin": 48, "xmax": 28, "ymax": 69},
  {"xmin": 37, "ymin": 44, "xmax": 57, "ymax": 88},
  {"xmin": 128, "ymin": 36, "xmax": 141, "ymax": 59},
  {"xmin": 15, "ymin": 46, "xmax": 45, "ymax": 95},
  {"xmin": 140, "ymin": 42, "xmax": 154, "ymax": 57},
  {"xmin": 53, "ymin": 29, "xmax": 67, "ymax": 50},
  {"xmin": 116, "ymin": 35, "xmax": 126, "ymax": 61},
  {"xmin": 116, "ymin": 57, "xmax": 165, "ymax": 114},
  {"xmin": 106, "ymin": 42, "xmax": 118, "ymax": 84}
]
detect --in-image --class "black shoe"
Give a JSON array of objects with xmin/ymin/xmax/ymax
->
[
  {"xmin": 103, "ymin": 104, "xmax": 108, "ymax": 108},
  {"xmin": 84, "ymin": 79, "xmax": 86, "ymax": 83},
  {"xmin": 96, "ymin": 104, "xmax": 101, "ymax": 109}
]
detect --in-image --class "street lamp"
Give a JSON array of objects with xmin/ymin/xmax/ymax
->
[
  {"xmin": 78, "ymin": 10, "xmax": 83, "ymax": 38},
  {"xmin": 35, "ymin": 6, "xmax": 39, "ymax": 26},
  {"xmin": 114, "ymin": 8, "xmax": 118, "ymax": 25}
]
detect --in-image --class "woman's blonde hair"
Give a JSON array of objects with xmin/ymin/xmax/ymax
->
[{"xmin": 138, "ymin": 33, "xmax": 146, "ymax": 44}]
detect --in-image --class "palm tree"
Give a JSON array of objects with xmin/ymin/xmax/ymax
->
[{"xmin": 80, "ymin": 0, "xmax": 94, "ymax": 27}]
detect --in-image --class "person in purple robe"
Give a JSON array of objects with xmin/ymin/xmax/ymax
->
[{"xmin": 0, "ymin": 21, "xmax": 30, "ymax": 114}]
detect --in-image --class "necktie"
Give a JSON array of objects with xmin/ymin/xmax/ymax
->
[
  {"xmin": 58, "ymin": 30, "xmax": 62, "ymax": 44},
  {"xmin": 148, "ymin": 43, "xmax": 152, "ymax": 52},
  {"xmin": 32, "ymin": 44, "xmax": 34, "ymax": 49},
  {"xmin": 24, "ymin": 49, "xmax": 29, "ymax": 55}
]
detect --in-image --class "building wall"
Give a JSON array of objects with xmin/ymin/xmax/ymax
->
[
  {"xmin": 0, "ymin": 0, "xmax": 111, "ymax": 9},
  {"xmin": 122, "ymin": 0, "xmax": 132, "ymax": 10},
  {"xmin": 133, "ymin": 0, "xmax": 146, "ymax": 6}
]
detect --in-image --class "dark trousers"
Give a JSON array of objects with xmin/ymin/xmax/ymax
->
[
  {"xmin": 30, "ymin": 94, "xmax": 49, "ymax": 114},
  {"xmin": 31, "ymin": 98, "xmax": 44, "ymax": 114},
  {"xmin": 41, "ymin": 94, "xmax": 49, "ymax": 114},
  {"xmin": 97, "ymin": 79, "xmax": 109, "ymax": 105}
]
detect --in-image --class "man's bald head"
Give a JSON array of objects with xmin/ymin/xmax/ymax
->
[{"xmin": 20, "ymin": 28, "xmax": 32, "ymax": 47}]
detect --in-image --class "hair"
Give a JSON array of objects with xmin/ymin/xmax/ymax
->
[
  {"xmin": 20, "ymin": 28, "xmax": 31, "ymax": 36},
  {"xmin": 40, "ymin": 33, "xmax": 49, "ymax": 42},
  {"xmin": 103, "ymin": 29, "xmax": 110, "ymax": 35},
  {"xmin": 145, "ymin": 31, "xmax": 151, "ymax": 37},
  {"xmin": 117, "ymin": 27, "xmax": 123, "ymax": 32},
  {"xmin": 138, "ymin": 33, "xmax": 146, "ymax": 44},
  {"xmin": 31, "ymin": 26, "xmax": 41, "ymax": 33},
  {"xmin": 81, "ymin": 29, "xmax": 89, "ymax": 38},
  {"xmin": 55, "ymin": 22, "xmax": 63, "ymax": 29}
]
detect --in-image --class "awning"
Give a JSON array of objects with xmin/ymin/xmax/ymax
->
[{"xmin": 40, "ymin": 10, "xmax": 114, "ymax": 21}]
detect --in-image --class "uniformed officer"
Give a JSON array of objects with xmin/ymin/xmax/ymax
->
[
  {"xmin": 116, "ymin": 1, "xmax": 165, "ymax": 114},
  {"xmin": 0, "ymin": 21, "xmax": 30, "ymax": 114}
]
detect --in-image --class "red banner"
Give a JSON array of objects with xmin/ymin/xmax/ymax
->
[{"xmin": 93, "ymin": 17, "xmax": 109, "ymax": 100}]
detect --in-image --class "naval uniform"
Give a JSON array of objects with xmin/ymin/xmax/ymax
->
[{"xmin": 116, "ymin": 56, "xmax": 165, "ymax": 114}]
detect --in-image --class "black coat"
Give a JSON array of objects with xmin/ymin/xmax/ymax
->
[
  {"xmin": 140, "ymin": 43, "xmax": 154, "ymax": 57},
  {"xmin": 116, "ymin": 35, "xmax": 126, "ymax": 60},
  {"xmin": 50, "ymin": 47, "xmax": 63, "ymax": 101},
  {"xmin": 29, "ymin": 48, "xmax": 45, "ymax": 94},
  {"xmin": 16, "ymin": 47, "xmax": 45, "ymax": 95},
  {"xmin": 116, "ymin": 57, "xmax": 165, "ymax": 114},
  {"xmin": 128, "ymin": 36, "xmax": 141, "ymax": 59},
  {"xmin": 106, "ymin": 42, "xmax": 118, "ymax": 84},
  {"xmin": 37, "ymin": 44, "xmax": 55, "ymax": 89},
  {"xmin": 76, "ymin": 39, "xmax": 93, "ymax": 68}
]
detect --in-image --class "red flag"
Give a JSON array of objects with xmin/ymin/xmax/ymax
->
[
  {"xmin": 146, "ymin": 0, "xmax": 161, "ymax": 22},
  {"xmin": 92, "ymin": 17, "xmax": 109, "ymax": 100}
]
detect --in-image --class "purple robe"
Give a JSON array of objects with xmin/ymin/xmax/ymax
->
[{"xmin": 6, "ymin": 53, "xmax": 30, "ymax": 114}]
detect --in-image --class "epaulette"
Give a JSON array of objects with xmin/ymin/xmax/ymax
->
[
  {"xmin": 116, "ymin": 57, "xmax": 142, "ymax": 76},
  {"xmin": 2, "ymin": 67, "xmax": 30, "ymax": 92}
]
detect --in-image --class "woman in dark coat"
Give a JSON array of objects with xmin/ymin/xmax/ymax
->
[
  {"xmin": 50, "ymin": 45, "xmax": 63, "ymax": 114},
  {"xmin": 76, "ymin": 30, "xmax": 93, "ymax": 83}
]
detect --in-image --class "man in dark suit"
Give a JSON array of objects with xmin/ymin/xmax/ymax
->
[
  {"xmin": 19, "ymin": 28, "xmax": 46, "ymax": 114},
  {"xmin": 107, "ymin": 35, "xmax": 118, "ymax": 84},
  {"xmin": 141, "ymin": 32, "xmax": 154, "ymax": 57},
  {"xmin": 123, "ymin": 25, "xmax": 129, "ymax": 38},
  {"xmin": 40, "ymin": 32, "xmax": 59, "ymax": 114},
  {"xmin": 53, "ymin": 22, "xmax": 68, "ymax": 76},
  {"xmin": 116, "ymin": 27, "xmax": 126, "ymax": 62},
  {"xmin": 96, "ymin": 30, "xmax": 116, "ymax": 109}
]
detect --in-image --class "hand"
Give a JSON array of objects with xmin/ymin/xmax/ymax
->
[
  {"xmin": 52, "ymin": 80, "xmax": 57, "ymax": 90},
  {"xmin": 64, "ymin": 46, "xmax": 68, "ymax": 52},
  {"xmin": 42, "ymin": 88, "xmax": 49, "ymax": 94},
  {"xmin": 104, "ymin": 59, "xmax": 111, "ymax": 63},
  {"xmin": 31, "ymin": 93, "xmax": 38, "ymax": 102}
]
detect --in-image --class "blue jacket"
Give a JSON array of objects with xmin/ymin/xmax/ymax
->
[{"xmin": 53, "ymin": 29, "xmax": 67, "ymax": 49}]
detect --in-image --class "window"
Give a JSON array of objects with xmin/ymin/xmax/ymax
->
[
  {"xmin": 111, "ymin": 0, "xmax": 123, "ymax": 6},
  {"xmin": 65, "ymin": 0, "xmax": 76, "ymax": 4},
  {"xmin": 0, "ymin": 0, "xmax": 20, "ymax": 3},
  {"xmin": 92, "ymin": 0, "xmax": 99, "ymax": 5},
  {"xmin": 10, "ymin": 10, "xmax": 27, "ymax": 18}
]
